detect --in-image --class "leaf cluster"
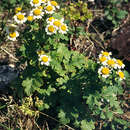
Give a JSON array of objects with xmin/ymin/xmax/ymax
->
[
  {"xmin": 0, "ymin": 0, "xmax": 30, "ymax": 10},
  {"xmin": 104, "ymin": 0, "xmax": 128, "ymax": 27},
  {"xmin": 8, "ymin": 1, "xmax": 129, "ymax": 129},
  {"xmin": 61, "ymin": 0, "xmax": 93, "ymax": 22}
]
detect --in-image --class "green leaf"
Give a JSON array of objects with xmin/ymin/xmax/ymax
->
[
  {"xmin": 46, "ymin": 86, "xmax": 56, "ymax": 96},
  {"xmin": 20, "ymin": 44, "xmax": 26, "ymax": 57},
  {"xmin": 112, "ymin": 124, "xmax": 115, "ymax": 130},
  {"xmin": 33, "ymin": 87, "xmax": 46, "ymax": 95},
  {"xmin": 59, "ymin": 34, "xmax": 69, "ymax": 41},
  {"xmin": 71, "ymin": 53, "xmax": 85, "ymax": 68},
  {"xmin": 71, "ymin": 112, "xmax": 79, "ymax": 119},
  {"xmin": 106, "ymin": 111, "xmax": 113, "ymax": 120},
  {"xmin": 52, "ymin": 13, "xmax": 63, "ymax": 20},
  {"xmin": 107, "ymin": 15, "xmax": 113, "ymax": 20},
  {"xmin": 43, "ymin": 103, "xmax": 49, "ymax": 109},
  {"xmin": 105, "ymin": 10, "xmax": 110, "ymax": 16},
  {"xmin": 124, "ymin": 70, "xmax": 130, "ymax": 79},
  {"xmin": 22, "ymin": 78, "xmax": 33, "ymax": 96},
  {"xmin": 10, "ymin": 0, "xmax": 16, "ymax": 4},
  {"xmin": 74, "ymin": 120, "xmax": 80, "ymax": 127},
  {"xmin": 58, "ymin": 110, "xmax": 70, "ymax": 124},
  {"xmin": 112, "ymin": 20, "xmax": 117, "ymax": 25},
  {"xmin": 32, "ymin": 77, "xmax": 43, "ymax": 88},
  {"xmin": 100, "ymin": 112, "xmax": 105, "ymax": 119},
  {"xmin": 117, "ymin": 10, "xmax": 128, "ymax": 19},
  {"xmin": 116, "ymin": 108, "xmax": 123, "ymax": 114},
  {"xmin": 86, "ymin": 95, "xmax": 94, "ymax": 107},
  {"xmin": 81, "ymin": 120, "xmax": 95, "ymax": 130},
  {"xmin": 114, "ymin": 117, "xmax": 130, "ymax": 128},
  {"xmin": 31, "ymin": 23, "xmax": 39, "ymax": 30},
  {"xmin": 56, "ymin": 78, "xmax": 66, "ymax": 85}
]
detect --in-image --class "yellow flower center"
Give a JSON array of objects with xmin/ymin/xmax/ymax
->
[
  {"xmin": 117, "ymin": 59, "xmax": 123, "ymax": 66},
  {"xmin": 42, "ymin": 56, "xmax": 48, "ymax": 62},
  {"xmin": 53, "ymin": 20, "xmax": 61, "ymax": 27},
  {"xmin": 48, "ymin": 25, "xmax": 55, "ymax": 32},
  {"xmin": 15, "ymin": 7, "xmax": 22, "ymax": 13},
  {"xmin": 33, "ymin": 0, "xmax": 39, "ymax": 4},
  {"xmin": 99, "ymin": 56, "xmax": 107, "ymax": 62},
  {"xmin": 46, "ymin": 6, "xmax": 53, "ymax": 11},
  {"xmin": 107, "ymin": 59, "xmax": 115, "ymax": 66},
  {"xmin": 27, "ymin": 16, "xmax": 33, "ymax": 21},
  {"xmin": 102, "ymin": 52, "xmax": 109, "ymax": 56},
  {"xmin": 9, "ymin": 32, "xmax": 16, "ymax": 38},
  {"xmin": 118, "ymin": 71, "xmax": 124, "ymax": 79},
  {"xmin": 33, "ymin": 9, "xmax": 41, "ymax": 15},
  {"xmin": 61, "ymin": 24, "xmax": 67, "ymax": 31},
  {"xmin": 51, "ymin": 1, "xmax": 58, "ymax": 6},
  {"xmin": 17, "ymin": 14, "xmax": 24, "ymax": 20},
  {"xmin": 38, "ymin": 6, "xmax": 43, "ymax": 9},
  {"xmin": 101, "ymin": 67, "xmax": 110, "ymax": 75},
  {"xmin": 48, "ymin": 17, "xmax": 55, "ymax": 22}
]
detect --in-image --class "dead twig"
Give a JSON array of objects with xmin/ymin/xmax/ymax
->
[
  {"xmin": 45, "ymin": 121, "xmax": 50, "ymax": 130},
  {"xmin": 85, "ymin": 34, "xmax": 95, "ymax": 58},
  {"xmin": 39, "ymin": 112, "xmax": 75, "ymax": 130},
  {"xmin": 89, "ymin": 24, "xmax": 105, "ymax": 50},
  {"xmin": 0, "ymin": 46, "xmax": 18, "ymax": 61},
  {"xmin": 34, "ymin": 120, "xmax": 42, "ymax": 130}
]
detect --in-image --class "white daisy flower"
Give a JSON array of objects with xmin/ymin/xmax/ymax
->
[
  {"xmin": 115, "ymin": 59, "xmax": 125, "ymax": 69},
  {"xmin": 30, "ymin": 0, "xmax": 42, "ymax": 7},
  {"xmin": 53, "ymin": 18, "xmax": 64, "ymax": 29},
  {"xmin": 14, "ymin": 12, "xmax": 27, "ymax": 24},
  {"xmin": 99, "ymin": 51, "xmax": 112, "ymax": 58},
  {"xmin": 117, "ymin": 70, "xmax": 125, "ymax": 80},
  {"xmin": 45, "ymin": 24, "xmax": 57, "ymax": 35},
  {"xmin": 59, "ymin": 23, "xmax": 68, "ymax": 34},
  {"xmin": 106, "ymin": 58, "xmax": 117, "ymax": 69},
  {"xmin": 45, "ymin": 5, "xmax": 55, "ymax": 14},
  {"xmin": 39, "ymin": 54, "xmax": 50, "ymax": 66},
  {"xmin": 30, "ymin": 8, "xmax": 44, "ymax": 19},
  {"xmin": 98, "ymin": 55, "xmax": 108, "ymax": 65},
  {"xmin": 46, "ymin": 16, "xmax": 55, "ymax": 24},
  {"xmin": 7, "ymin": 31, "xmax": 19, "ymax": 41},
  {"xmin": 98, "ymin": 66, "xmax": 111, "ymax": 78},
  {"xmin": 48, "ymin": 0, "xmax": 60, "ymax": 9}
]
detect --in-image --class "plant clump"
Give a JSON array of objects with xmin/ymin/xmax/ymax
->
[{"xmin": 0, "ymin": 0, "xmax": 129, "ymax": 130}]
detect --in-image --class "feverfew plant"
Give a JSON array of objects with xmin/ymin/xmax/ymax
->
[
  {"xmin": 6, "ymin": 0, "xmax": 68, "ymax": 41},
  {"xmin": 97, "ymin": 51, "xmax": 126, "ymax": 81},
  {"xmin": 6, "ymin": 0, "xmax": 129, "ymax": 130}
]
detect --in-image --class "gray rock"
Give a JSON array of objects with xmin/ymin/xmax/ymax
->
[{"xmin": 0, "ymin": 65, "xmax": 18, "ymax": 90}]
